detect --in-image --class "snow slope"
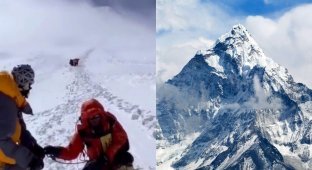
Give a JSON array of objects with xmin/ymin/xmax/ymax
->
[
  {"xmin": 157, "ymin": 24, "xmax": 312, "ymax": 169},
  {"xmin": 0, "ymin": 1, "xmax": 155, "ymax": 169}
]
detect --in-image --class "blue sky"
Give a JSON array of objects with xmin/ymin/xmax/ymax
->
[
  {"xmin": 157, "ymin": 0, "xmax": 312, "ymax": 36},
  {"xmin": 200, "ymin": 0, "xmax": 312, "ymax": 16},
  {"xmin": 157, "ymin": 0, "xmax": 312, "ymax": 88}
]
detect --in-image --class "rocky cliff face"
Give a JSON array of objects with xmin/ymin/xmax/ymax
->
[{"xmin": 157, "ymin": 24, "xmax": 312, "ymax": 169}]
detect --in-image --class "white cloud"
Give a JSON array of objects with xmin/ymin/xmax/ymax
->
[
  {"xmin": 245, "ymin": 4, "xmax": 312, "ymax": 88},
  {"xmin": 0, "ymin": 0, "xmax": 154, "ymax": 64},
  {"xmin": 246, "ymin": 76, "xmax": 282, "ymax": 110},
  {"xmin": 157, "ymin": 1, "xmax": 312, "ymax": 89},
  {"xmin": 222, "ymin": 76, "xmax": 283, "ymax": 113},
  {"xmin": 156, "ymin": 0, "xmax": 237, "ymax": 34},
  {"xmin": 157, "ymin": 37, "xmax": 214, "ymax": 82},
  {"xmin": 157, "ymin": 0, "xmax": 237, "ymax": 82}
]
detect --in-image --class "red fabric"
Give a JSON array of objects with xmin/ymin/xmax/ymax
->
[
  {"xmin": 106, "ymin": 119, "xmax": 128, "ymax": 163},
  {"xmin": 58, "ymin": 132, "xmax": 84, "ymax": 160},
  {"xmin": 58, "ymin": 99, "xmax": 129, "ymax": 164}
]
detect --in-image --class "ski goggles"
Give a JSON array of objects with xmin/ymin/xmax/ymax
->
[{"xmin": 88, "ymin": 114, "xmax": 102, "ymax": 127}]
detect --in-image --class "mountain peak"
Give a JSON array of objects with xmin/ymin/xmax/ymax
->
[
  {"xmin": 231, "ymin": 24, "xmax": 250, "ymax": 37},
  {"xmin": 158, "ymin": 23, "xmax": 312, "ymax": 170},
  {"xmin": 219, "ymin": 24, "xmax": 253, "ymax": 46},
  {"xmin": 199, "ymin": 24, "xmax": 280, "ymax": 75}
]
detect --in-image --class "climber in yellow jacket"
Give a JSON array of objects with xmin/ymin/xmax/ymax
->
[{"xmin": 0, "ymin": 64, "xmax": 44, "ymax": 170}]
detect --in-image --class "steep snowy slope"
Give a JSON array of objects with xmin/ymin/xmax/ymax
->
[
  {"xmin": 0, "ymin": 1, "xmax": 155, "ymax": 169},
  {"xmin": 157, "ymin": 25, "xmax": 312, "ymax": 169},
  {"xmin": 1, "ymin": 52, "xmax": 155, "ymax": 170}
]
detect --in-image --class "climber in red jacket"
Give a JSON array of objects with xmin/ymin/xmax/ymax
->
[{"xmin": 44, "ymin": 99, "xmax": 134, "ymax": 170}]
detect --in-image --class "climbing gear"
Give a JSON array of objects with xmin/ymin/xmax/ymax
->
[
  {"xmin": 100, "ymin": 133, "xmax": 112, "ymax": 152},
  {"xmin": 47, "ymin": 155, "xmax": 88, "ymax": 164}
]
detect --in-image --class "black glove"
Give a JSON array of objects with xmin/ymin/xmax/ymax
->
[
  {"xmin": 98, "ymin": 155, "xmax": 108, "ymax": 164},
  {"xmin": 33, "ymin": 144, "xmax": 45, "ymax": 160},
  {"xmin": 29, "ymin": 156, "xmax": 44, "ymax": 170},
  {"xmin": 116, "ymin": 152, "xmax": 134, "ymax": 165},
  {"xmin": 43, "ymin": 146, "xmax": 62, "ymax": 158},
  {"xmin": 83, "ymin": 160, "xmax": 99, "ymax": 170}
]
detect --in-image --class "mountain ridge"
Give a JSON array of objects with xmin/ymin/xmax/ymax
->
[{"xmin": 157, "ymin": 24, "xmax": 312, "ymax": 169}]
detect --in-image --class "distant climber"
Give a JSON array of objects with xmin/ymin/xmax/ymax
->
[
  {"xmin": 0, "ymin": 64, "xmax": 44, "ymax": 170},
  {"xmin": 44, "ymin": 99, "xmax": 134, "ymax": 170},
  {"xmin": 69, "ymin": 58, "xmax": 80, "ymax": 66}
]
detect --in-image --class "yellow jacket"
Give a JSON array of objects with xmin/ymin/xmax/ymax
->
[
  {"xmin": 0, "ymin": 71, "xmax": 27, "ymax": 108},
  {"xmin": 0, "ymin": 71, "xmax": 26, "ymax": 165}
]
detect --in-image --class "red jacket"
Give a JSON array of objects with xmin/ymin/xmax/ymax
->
[{"xmin": 58, "ymin": 99, "xmax": 129, "ymax": 164}]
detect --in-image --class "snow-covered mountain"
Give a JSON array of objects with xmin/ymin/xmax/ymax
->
[
  {"xmin": 0, "ymin": 1, "xmax": 155, "ymax": 169},
  {"xmin": 157, "ymin": 24, "xmax": 312, "ymax": 169}
]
